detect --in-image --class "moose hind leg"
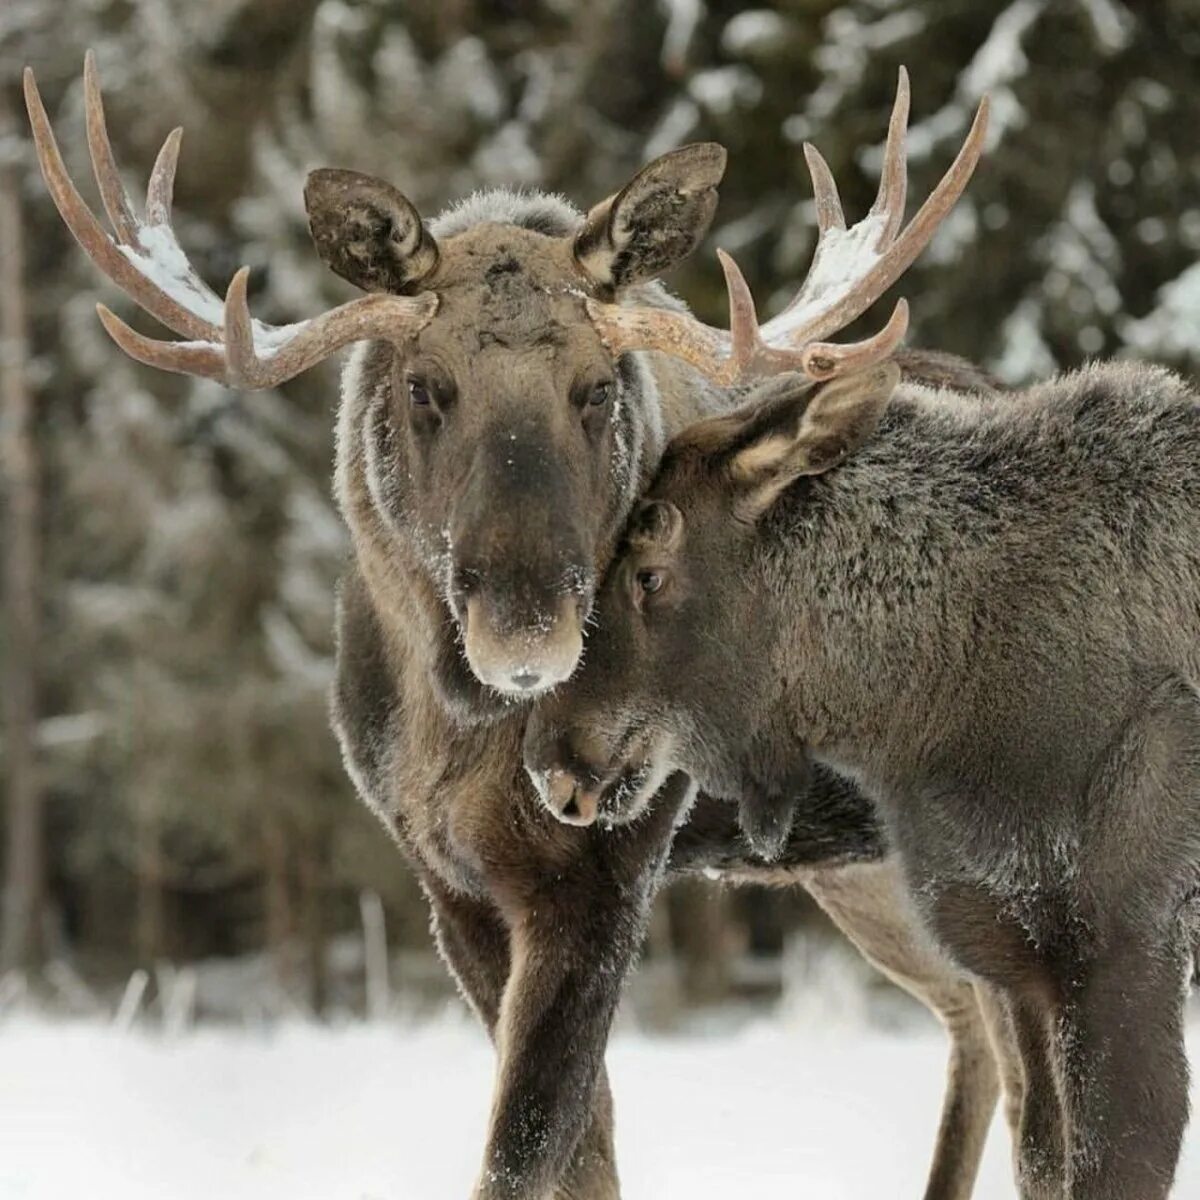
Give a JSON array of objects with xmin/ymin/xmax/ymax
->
[
  {"xmin": 1057, "ymin": 943, "xmax": 1190, "ymax": 1200},
  {"xmin": 1056, "ymin": 674, "xmax": 1200, "ymax": 1198},
  {"xmin": 975, "ymin": 984, "xmax": 1028, "ymax": 1175},
  {"xmin": 920, "ymin": 987, "xmax": 1002, "ymax": 1200},
  {"xmin": 803, "ymin": 861, "xmax": 1000, "ymax": 1200}
]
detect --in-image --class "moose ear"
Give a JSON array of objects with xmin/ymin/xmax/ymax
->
[
  {"xmin": 304, "ymin": 168, "xmax": 439, "ymax": 294},
  {"xmin": 628, "ymin": 499, "xmax": 684, "ymax": 553},
  {"xmin": 727, "ymin": 363, "xmax": 900, "ymax": 518},
  {"xmin": 574, "ymin": 143, "xmax": 727, "ymax": 291}
]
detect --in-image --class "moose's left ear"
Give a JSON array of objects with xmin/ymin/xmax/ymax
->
[
  {"xmin": 574, "ymin": 143, "xmax": 727, "ymax": 291},
  {"xmin": 729, "ymin": 363, "xmax": 900, "ymax": 518},
  {"xmin": 304, "ymin": 168, "xmax": 439, "ymax": 294}
]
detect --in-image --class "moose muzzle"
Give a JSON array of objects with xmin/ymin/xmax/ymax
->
[{"xmin": 462, "ymin": 592, "xmax": 585, "ymax": 696}]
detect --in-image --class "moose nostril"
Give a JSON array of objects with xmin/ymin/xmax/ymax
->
[
  {"xmin": 561, "ymin": 794, "xmax": 580, "ymax": 819},
  {"xmin": 454, "ymin": 567, "xmax": 483, "ymax": 597}
]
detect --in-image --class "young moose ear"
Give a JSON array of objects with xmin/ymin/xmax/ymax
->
[
  {"xmin": 574, "ymin": 143, "xmax": 727, "ymax": 291},
  {"xmin": 729, "ymin": 363, "xmax": 901, "ymax": 519},
  {"xmin": 628, "ymin": 499, "xmax": 684, "ymax": 553},
  {"xmin": 304, "ymin": 168, "xmax": 439, "ymax": 294}
]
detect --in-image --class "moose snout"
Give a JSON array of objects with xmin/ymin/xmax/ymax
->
[
  {"xmin": 523, "ymin": 720, "xmax": 619, "ymax": 828},
  {"xmin": 462, "ymin": 592, "xmax": 586, "ymax": 696},
  {"xmin": 539, "ymin": 768, "xmax": 604, "ymax": 826}
]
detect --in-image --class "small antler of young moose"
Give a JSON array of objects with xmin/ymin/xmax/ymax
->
[{"xmin": 25, "ymin": 54, "xmax": 986, "ymax": 390}]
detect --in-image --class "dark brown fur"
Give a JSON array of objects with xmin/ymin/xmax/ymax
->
[{"xmin": 527, "ymin": 361, "xmax": 1200, "ymax": 1200}]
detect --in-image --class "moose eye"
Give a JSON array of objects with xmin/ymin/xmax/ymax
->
[
  {"xmin": 588, "ymin": 381, "xmax": 613, "ymax": 407},
  {"xmin": 636, "ymin": 569, "xmax": 663, "ymax": 595},
  {"xmin": 408, "ymin": 378, "xmax": 433, "ymax": 408}
]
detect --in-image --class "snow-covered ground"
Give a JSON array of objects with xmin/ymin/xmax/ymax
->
[{"xmin": 2, "ymin": 1014, "xmax": 1198, "ymax": 1199}]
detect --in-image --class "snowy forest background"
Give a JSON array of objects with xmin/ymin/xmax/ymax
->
[{"xmin": 3, "ymin": 0, "xmax": 1200, "ymax": 1026}]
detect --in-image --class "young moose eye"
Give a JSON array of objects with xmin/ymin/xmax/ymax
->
[
  {"xmin": 588, "ymin": 381, "xmax": 613, "ymax": 407},
  {"xmin": 636, "ymin": 569, "xmax": 663, "ymax": 595},
  {"xmin": 408, "ymin": 378, "xmax": 433, "ymax": 408}
]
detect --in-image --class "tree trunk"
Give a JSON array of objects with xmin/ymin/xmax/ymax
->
[
  {"xmin": 261, "ymin": 808, "xmax": 294, "ymax": 992},
  {"xmin": 134, "ymin": 787, "xmax": 165, "ymax": 965},
  {"xmin": 298, "ymin": 832, "xmax": 328, "ymax": 1017},
  {"xmin": 0, "ymin": 94, "xmax": 44, "ymax": 973}
]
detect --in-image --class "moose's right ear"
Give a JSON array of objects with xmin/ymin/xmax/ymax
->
[
  {"xmin": 574, "ymin": 143, "xmax": 727, "ymax": 292},
  {"xmin": 304, "ymin": 169, "xmax": 439, "ymax": 294}
]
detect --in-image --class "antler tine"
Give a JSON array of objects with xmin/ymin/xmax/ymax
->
[
  {"xmin": 870, "ymin": 66, "xmax": 910, "ymax": 247},
  {"xmin": 23, "ymin": 63, "xmax": 221, "ymax": 342},
  {"xmin": 96, "ymin": 304, "xmax": 228, "ymax": 380},
  {"xmin": 800, "ymin": 298, "xmax": 909, "ymax": 381},
  {"xmin": 145, "ymin": 127, "xmax": 182, "ymax": 227},
  {"xmin": 761, "ymin": 91, "xmax": 990, "ymax": 350},
  {"xmin": 802, "ymin": 144, "xmax": 846, "ymax": 234},
  {"xmin": 719, "ymin": 249, "xmax": 762, "ymax": 375},
  {"xmin": 222, "ymin": 266, "xmax": 260, "ymax": 388},
  {"xmin": 83, "ymin": 50, "xmax": 138, "ymax": 245}
]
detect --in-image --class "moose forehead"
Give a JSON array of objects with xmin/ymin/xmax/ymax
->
[{"xmin": 418, "ymin": 223, "xmax": 599, "ymax": 358}]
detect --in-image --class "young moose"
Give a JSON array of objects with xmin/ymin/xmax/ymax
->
[
  {"xmin": 526, "ymin": 312, "xmax": 1200, "ymax": 1192},
  {"xmin": 28, "ymin": 56, "xmax": 1011, "ymax": 1199}
]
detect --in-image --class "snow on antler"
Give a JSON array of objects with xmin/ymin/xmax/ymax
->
[
  {"xmin": 588, "ymin": 68, "xmax": 990, "ymax": 386},
  {"xmin": 25, "ymin": 51, "xmax": 436, "ymax": 390}
]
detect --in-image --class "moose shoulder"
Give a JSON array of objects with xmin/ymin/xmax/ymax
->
[
  {"xmin": 30, "ymin": 55, "xmax": 1012, "ymax": 1200},
  {"xmin": 526, "ymin": 360, "xmax": 1200, "ymax": 1200}
]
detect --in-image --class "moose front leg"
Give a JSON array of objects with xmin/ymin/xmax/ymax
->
[
  {"xmin": 473, "ymin": 775, "xmax": 693, "ymax": 1200},
  {"xmin": 421, "ymin": 870, "xmax": 621, "ymax": 1200}
]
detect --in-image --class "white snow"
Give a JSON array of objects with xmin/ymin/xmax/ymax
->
[
  {"xmin": 2, "ymin": 1014, "xmax": 1198, "ymax": 1199},
  {"xmin": 658, "ymin": 0, "xmax": 703, "ymax": 73},
  {"xmin": 119, "ymin": 226, "xmax": 227, "ymax": 329},
  {"xmin": 759, "ymin": 212, "xmax": 887, "ymax": 345},
  {"xmin": 118, "ymin": 228, "xmax": 303, "ymax": 357},
  {"xmin": 721, "ymin": 11, "xmax": 789, "ymax": 59},
  {"xmin": 1122, "ymin": 262, "xmax": 1200, "ymax": 360}
]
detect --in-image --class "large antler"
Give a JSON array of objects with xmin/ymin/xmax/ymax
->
[
  {"xmin": 24, "ymin": 52, "xmax": 437, "ymax": 389},
  {"xmin": 588, "ymin": 69, "xmax": 989, "ymax": 385}
]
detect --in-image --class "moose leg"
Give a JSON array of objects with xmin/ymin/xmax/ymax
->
[
  {"xmin": 803, "ymin": 860, "xmax": 1000, "ymax": 1200},
  {"xmin": 422, "ymin": 872, "xmax": 619, "ymax": 1200},
  {"xmin": 472, "ymin": 775, "xmax": 692, "ymax": 1200},
  {"xmin": 1051, "ymin": 675, "xmax": 1200, "ymax": 1199},
  {"xmin": 1006, "ymin": 994, "xmax": 1067, "ymax": 1200},
  {"xmin": 974, "ymin": 984, "xmax": 1026, "ymax": 1162},
  {"xmin": 1055, "ymin": 943, "xmax": 1190, "ymax": 1200}
]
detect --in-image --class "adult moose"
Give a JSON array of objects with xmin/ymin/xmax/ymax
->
[
  {"xmin": 525, "ymin": 274, "xmax": 1200, "ymax": 1194},
  {"xmin": 27, "ymin": 55, "xmax": 1004, "ymax": 1199}
]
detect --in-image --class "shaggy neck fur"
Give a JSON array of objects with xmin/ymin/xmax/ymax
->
[{"xmin": 757, "ymin": 362, "xmax": 1200, "ymax": 799}]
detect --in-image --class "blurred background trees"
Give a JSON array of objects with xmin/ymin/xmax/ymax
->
[{"xmin": 2, "ymin": 0, "xmax": 1198, "ymax": 1020}]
